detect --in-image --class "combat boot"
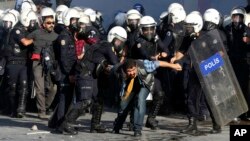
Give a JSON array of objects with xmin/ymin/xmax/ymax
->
[
  {"xmin": 180, "ymin": 117, "xmax": 198, "ymax": 134},
  {"xmin": 90, "ymin": 103, "xmax": 106, "ymax": 133}
]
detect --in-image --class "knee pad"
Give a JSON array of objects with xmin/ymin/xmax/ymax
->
[{"xmin": 20, "ymin": 81, "xmax": 28, "ymax": 89}]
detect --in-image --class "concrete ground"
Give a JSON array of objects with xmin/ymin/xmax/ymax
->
[{"xmin": 0, "ymin": 108, "xmax": 238, "ymax": 141}]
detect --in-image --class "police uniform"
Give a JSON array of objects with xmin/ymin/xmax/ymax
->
[
  {"xmin": 131, "ymin": 34, "xmax": 169, "ymax": 130},
  {"xmin": 4, "ymin": 24, "xmax": 30, "ymax": 117},
  {"xmin": 57, "ymin": 40, "xmax": 119, "ymax": 135},
  {"xmin": 49, "ymin": 26, "xmax": 76, "ymax": 129},
  {"xmin": 224, "ymin": 23, "xmax": 250, "ymax": 119}
]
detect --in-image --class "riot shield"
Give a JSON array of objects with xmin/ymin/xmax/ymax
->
[{"xmin": 189, "ymin": 29, "xmax": 248, "ymax": 126}]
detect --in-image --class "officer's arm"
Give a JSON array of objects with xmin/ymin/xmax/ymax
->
[
  {"xmin": 14, "ymin": 28, "xmax": 34, "ymax": 46},
  {"xmin": 20, "ymin": 38, "xmax": 33, "ymax": 46},
  {"xmin": 106, "ymin": 46, "xmax": 119, "ymax": 65},
  {"xmin": 170, "ymin": 51, "xmax": 184, "ymax": 63},
  {"xmin": 158, "ymin": 60, "xmax": 182, "ymax": 71}
]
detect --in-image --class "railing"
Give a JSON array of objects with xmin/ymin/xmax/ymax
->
[{"xmin": 0, "ymin": 0, "xmax": 16, "ymax": 9}]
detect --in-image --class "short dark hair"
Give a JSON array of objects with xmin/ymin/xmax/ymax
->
[{"xmin": 122, "ymin": 59, "xmax": 137, "ymax": 71}]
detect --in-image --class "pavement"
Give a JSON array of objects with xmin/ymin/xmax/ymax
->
[{"xmin": 0, "ymin": 108, "xmax": 239, "ymax": 141}]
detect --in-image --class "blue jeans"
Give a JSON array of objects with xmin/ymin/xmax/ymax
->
[{"xmin": 133, "ymin": 87, "xmax": 149, "ymax": 131}]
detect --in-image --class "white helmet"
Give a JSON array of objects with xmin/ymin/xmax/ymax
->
[
  {"xmin": 231, "ymin": 6, "xmax": 246, "ymax": 17},
  {"xmin": 78, "ymin": 14, "xmax": 91, "ymax": 25},
  {"xmin": 185, "ymin": 11, "xmax": 203, "ymax": 33},
  {"xmin": 107, "ymin": 26, "xmax": 127, "ymax": 43},
  {"xmin": 62, "ymin": 8, "xmax": 80, "ymax": 26},
  {"xmin": 8, "ymin": 9, "xmax": 20, "ymax": 20},
  {"xmin": 56, "ymin": 5, "xmax": 68, "ymax": 24},
  {"xmin": 126, "ymin": 9, "xmax": 142, "ymax": 20},
  {"xmin": 168, "ymin": 6, "xmax": 186, "ymax": 24},
  {"xmin": 245, "ymin": 14, "xmax": 250, "ymax": 26},
  {"xmin": 139, "ymin": 16, "xmax": 157, "ymax": 40},
  {"xmin": 159, "ymin": 11, "xmax": 168, "ymax": 22},
  {"xmin": 0, "ymin": 9, "xmax": 4, "ymax": 24},
  {"xmin": 21, "ymin": 0, "xmax": 37, "ymax": 13},
  {"xmin": 20, "ymin": 9, "xmax": 38, "ymax": 27},
  {"xmin": 83, "ymin": 8, "xmax": 97, "ymax": 22},
  {"xmin": 73, "ymin": 6, "xmax": 83, "ymax": 12},
  {"xmin": 2, "ymin": 12, "xmax": 19, "ymax": 29},
  {"xmin": 168, "ymin": 3, "xmax": 184, "ymax": 13},
  {"xmin": 40, "ymin": 7, "xmax": 55, "ymax": 22},
  {"xmin": 203, "ymin": 8, "xmax": 220, "ymax": 25},
  {"xmin": 139, "ymin": 16, "xmax": 157, "ymax": 27}
]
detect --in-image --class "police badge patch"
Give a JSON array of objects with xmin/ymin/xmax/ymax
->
[
  {"xmin": 61, "ymin": 40, "xmax": 66, "ymax": 45},
  {"xmin": 16, "ymin": 30, "xmax": 20, "ymax": 34}
]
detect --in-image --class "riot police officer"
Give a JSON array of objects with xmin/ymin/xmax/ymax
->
[
  {"xmin": 125, "ymin": 9, "xmax": 142, "ymax": 59},
  {"xmin": 57, "ymin": 26, "xmax": 125, "ymax": 135},
  {"xmin": 224, "ymin": 7, "xmax": 250, "ymax": 120},
  {"xmin": 172, "ymin": 11, "xmax": 204, "ymax": 134},
  {"xmin": 131, "ymin": 16, "xmax": 169, "ymax": 130},
  {"xmin": 48, "ymin": 8, "xmax": 80, "ymax": 131},
  {"xmin": 3, "ymin": 9, "xmax": 36, "ymax": 118},
  {"xmin": 83, "ymin": 8, "xmax": 106, "ymax": 39}
]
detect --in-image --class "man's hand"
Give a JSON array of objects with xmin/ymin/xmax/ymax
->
[
  {"xmin": 170, "ymin": 56, "xmax": 177, "ymax": 63},
  {"xmin": 171, "ymin": 63, "xmax": 182, "ymax": 71}
]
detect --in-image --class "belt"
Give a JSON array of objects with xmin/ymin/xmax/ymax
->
[{"xmin": 7, "ymin": 60, "xmax": 26, "ymax": 65}]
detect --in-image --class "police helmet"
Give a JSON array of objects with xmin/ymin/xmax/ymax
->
[
  {"xmin": 62, "ymin": 8, "xmax": 80, "ymax": 26},
  {"xmin": 21, "ymin": 0, "xmax": 37, "ymax": 13},
  {"xmin": 83, "ymin": 8, "xmax": 96, "ymax": 22},
  {"xmin": 203, "ymin": 8, "xmax": 220, "ymax": 25},
  {"xmin": 56, "ymin": 5, "xmax": 68, "ymax": 24},
  {"xmin": 107, "ymin": 26, "xmax": 127, "ymax": 43},
  {"xmin": 20, "ymin": 9, "xmax": 38, "ymax": 27},
  {"xmin": 139, "ymin": 16, "xmax": 157, "ymax": 40},
  {"xmin": 185, "ymin": 11, "xmax": 203, "ymax": 34}
]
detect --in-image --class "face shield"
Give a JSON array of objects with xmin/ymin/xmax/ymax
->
[
  {"xmin": 128, "ymin": 19, "xmax": 139, "ymax": 30},
  {"xmin": 232, "ymin": 14, "xmax": 244, "ymax": 28},
  {"xmin": 141, "ymin": 26, "xmax": 156, "ymax": 41},
  {"xmin": 3, "ymin": 21, "xmax": 12, "ymax": 31},
  {"xmin": 69, "ymin": 17, "xmax": 79, "ymax": 32},
  {"xmin": 112, "ymin": 34, "xmax": 127, "ymax": 55},
  {"xmin": 184, "ymin": 23, "xmax": 195, "ymax": 37}
]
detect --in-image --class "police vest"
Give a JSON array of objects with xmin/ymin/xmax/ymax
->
[
  {"xmin": 7, "ymin": 25, "xmax": 29, "ymax": 62},
  {"xmin": 136, "ymin": 36, "xmax": 158, "ymax": 60}
]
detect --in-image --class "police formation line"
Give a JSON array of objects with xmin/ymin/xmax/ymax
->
[{"xmin": 0, "ymin": 0, "xmax": 250, "ymax": 137}]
